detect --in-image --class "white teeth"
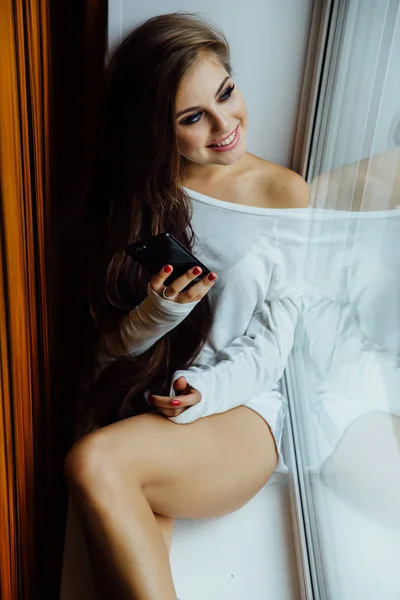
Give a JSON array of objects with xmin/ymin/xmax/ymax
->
[{"xmin": 211, "ymin": 127, "xmax": 237, "ymax": 147}]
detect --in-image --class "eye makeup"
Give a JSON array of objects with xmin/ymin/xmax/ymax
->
[{"xmin": 179, "ymin": 83, "xmax": 236, "ymax": 126}]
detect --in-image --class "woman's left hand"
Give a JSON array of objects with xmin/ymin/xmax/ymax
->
[{"xmin": 149, "ymin": 376, "xmax": 201, "ymax": 418}]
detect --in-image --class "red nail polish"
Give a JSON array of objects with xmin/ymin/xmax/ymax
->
[
  {"xmin": 164, "ymin": 265, "xmax": 173, "ymax": 274},
  {"xmin": 148, "ymin": 395, "xmax": 155, "ymax": 404},
  {"xmin": 171, "ymin": 399, "xmax": 181, "ymax": 406},
  {"xmin": 193, "ymin": 266, "xmax": 202, "ymax": 276},
  {"xmin": 208, "ymin": 272, "xmax": 217, "ymax": 281}
]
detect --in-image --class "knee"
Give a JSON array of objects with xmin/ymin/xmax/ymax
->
[{"xmin": 64, "ymin": 430, "xmax": 112, "ymax": 494}]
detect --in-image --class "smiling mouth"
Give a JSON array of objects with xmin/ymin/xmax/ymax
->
[{"xmin": 207, "ymin": 125, "xmax": 239, "ymax": 148}]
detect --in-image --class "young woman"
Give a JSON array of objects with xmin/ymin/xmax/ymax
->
[{"xmin": 65, "ymin": 11, "xmax": 309, "ymax": 600}]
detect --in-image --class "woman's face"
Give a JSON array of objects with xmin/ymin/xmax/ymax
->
[{"xmin": 175, "ymin": 54, "xmax": 248, "ymax": 169}]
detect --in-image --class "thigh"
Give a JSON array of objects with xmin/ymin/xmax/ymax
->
[{"xmin": 78, "ymin": 406, "xmax": 278, "ymax": 519}]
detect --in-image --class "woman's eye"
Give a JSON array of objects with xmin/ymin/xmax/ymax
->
[
  {"xmin": 182, "ymin": 112, "xmax": 203, "ymax": 126},
  {"xmin": 181, "ymin": 84, "xmax": 236, "ymax": 126},
  {"xmin": 220, "ymin": 84, "xmax": 235, "ymax": 101}
]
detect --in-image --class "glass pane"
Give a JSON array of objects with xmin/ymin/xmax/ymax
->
[{"xmin": 288, "ymin": 2, "xmax": 400, "ymax": 598}]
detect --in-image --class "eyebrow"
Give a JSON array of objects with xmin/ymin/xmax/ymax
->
[{"xmin": 176, "ymin": 76, "xmax": 231, "ymax": 118}]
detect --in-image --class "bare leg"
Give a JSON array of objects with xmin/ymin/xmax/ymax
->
[
  {"xmin": 77, "ymin": 508, "xmax": 174, "ymax": 599},
  {"xmin": 154, "ymin": 513, "xmax": 175, "ymax": 554},
  {"xmin": 67, "ymin": 471, "xmax": 177, "ymax": 600},
  {"xmin": 65, "ymin": 407, "xmax": 277, "ymax": 599}
]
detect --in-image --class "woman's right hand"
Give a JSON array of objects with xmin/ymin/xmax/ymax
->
[{"xmin": 149, "ymin": 264, "xmax": 217, "ymax": 304}]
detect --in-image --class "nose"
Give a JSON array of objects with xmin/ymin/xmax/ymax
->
[{"xmin": 209, "ymin": 109, "xmax": 230, "ymax": 135}]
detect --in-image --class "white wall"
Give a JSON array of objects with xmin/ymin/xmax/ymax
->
[{"xmin": 108, "ymin": 0, "xmax": 313, "ymax": 167}]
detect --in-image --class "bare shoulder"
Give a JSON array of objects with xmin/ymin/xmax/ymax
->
[{"xmin": 259, "ymin": 160, "xmax": 310, "ymax": 209}]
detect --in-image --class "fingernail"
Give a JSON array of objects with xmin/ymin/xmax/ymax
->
[
  {"xmin": 171, "ymin": 399, "xmax": 181, "ymax": 406},
  {"xmin": 148, "ymin": 395, "xmax": 155, "ymax": 404},
  {"xmin": 208, "ymin": 272, "xmax": 217, "ymax": 281},
  {"xmin": 192, "ymin": 266, "xmax": 202, "ymax": 276},
  {"xmin": 163, "ymin": 265, "xmax": 173, "ymax": 274}
]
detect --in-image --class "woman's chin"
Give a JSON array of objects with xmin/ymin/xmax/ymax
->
[{"xmin": 213, "ymin": 144, "xmax": 247, "ymax": 165}]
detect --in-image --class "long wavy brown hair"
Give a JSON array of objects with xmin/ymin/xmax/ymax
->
[{"xmin": 77, "ymin": 12, "xmax": 232, "ymax": 434}]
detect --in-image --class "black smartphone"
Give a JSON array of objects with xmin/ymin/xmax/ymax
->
[{"xmin": 125, "ymin": 233, "xmax": 211, "ymax": 287}]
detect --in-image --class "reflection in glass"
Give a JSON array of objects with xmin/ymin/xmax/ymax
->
[
  {"xmin": 290, "ymin": 152, "xmax": 400, "ymax": 599},
  {"xmin": 287, "ymin": 2, "xmax": 400, "ymax": 595}
]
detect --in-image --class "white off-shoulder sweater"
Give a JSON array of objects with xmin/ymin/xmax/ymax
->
[{"xmin": 100, "ymin": 186, "xmax": 310, "ymax": 473}]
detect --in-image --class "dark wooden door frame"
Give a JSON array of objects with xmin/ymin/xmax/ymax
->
[{"xmin": 0, "ymin": 1, "xmax": 107, "ymax": 598}]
